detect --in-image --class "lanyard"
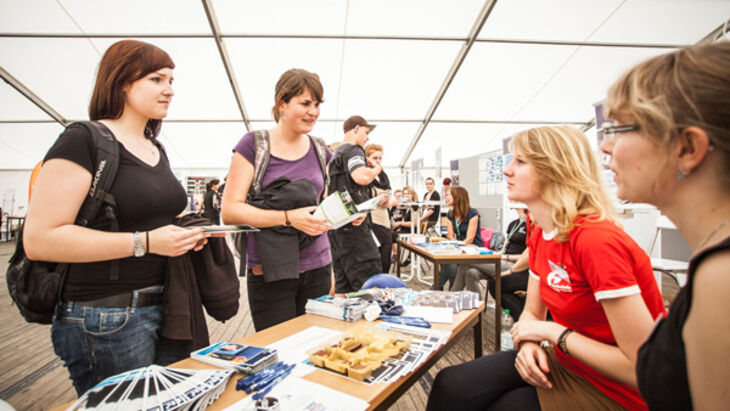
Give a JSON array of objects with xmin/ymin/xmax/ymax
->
[{"xmin": 506, "ymin": 218, "xmax": 525, "ymax": 243}]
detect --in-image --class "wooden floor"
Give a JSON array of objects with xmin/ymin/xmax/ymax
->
[{"xmin": 0, "ymin": 242, "xmax": 498, "ymax": 410}]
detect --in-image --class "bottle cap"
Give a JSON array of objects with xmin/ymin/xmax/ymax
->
[{"xmin": 504, "ymin": 309, "xmax": 510, "ymax": 314}]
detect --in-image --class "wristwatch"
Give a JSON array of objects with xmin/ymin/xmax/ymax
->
[{"xmin": 133, "ymin": 231, "xmax": 145, "ymax": 257}]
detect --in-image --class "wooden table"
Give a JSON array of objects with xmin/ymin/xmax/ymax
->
[
  {"xmin": 52, "ymin": 305, "xmax": 484, "ymax": 411},
  {"xmin": 396, "ymin": 239, "xmax": 503, "ymax": 350}
]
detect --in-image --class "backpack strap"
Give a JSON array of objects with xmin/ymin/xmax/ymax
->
[
  {"xmin": 250, "ymin": 130, "xmax": 271, "ymax": 198},
  {"xmin": 74, "ymin": 121, "xmax": 121, "ymax": 280},
  {"xmin": 308, "ymin": 135, "xmax": 330, "ymax": 201}
]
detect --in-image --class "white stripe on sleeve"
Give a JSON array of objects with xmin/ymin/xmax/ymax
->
[{"xmin": 594, "ymin": 285, "xmax": 641, "ymax": 301}]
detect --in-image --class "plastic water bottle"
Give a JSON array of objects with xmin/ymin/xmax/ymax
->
[{"xmin": 500, "ymin": 309, "xmax": 514, "ymax": 351}]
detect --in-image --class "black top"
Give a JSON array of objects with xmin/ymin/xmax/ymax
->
[
  {"xmin": 504, "ymin": 217, "xmax": 527, "ymax": 255},
  {"xmin": 202, "ymin": 189, "xmax": 220, "ymax": 224},
  {"xmin": 637, "ymin": 235, "xmax": 730, "ymax": 410},
  {"xmin": 423, "ymin": 191, "xmax": 441, "ymax": 222},
  {"xmin": 327, "ymin": 143, "xmax": 371, "ymax": 205},
  {"xmin": 44, "ymin": 124, "xmax": 188, "ymax": 301},
  {"xmin": 446, "ymin": 208, "xmax": 483, "ymax": 247}
]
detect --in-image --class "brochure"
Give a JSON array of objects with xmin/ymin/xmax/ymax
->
[
  {"xmin": 190, "ymin": 342, "xmax": 279, "ymax": 374},
  {"xmin": 312, "ymin": 190, "xmax": 386, "ymax": 229},
  {"xmin": 199, "ymin": 224, "xmax": 259, "ymax": 234}
]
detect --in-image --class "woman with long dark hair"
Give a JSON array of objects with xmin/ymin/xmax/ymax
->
[{"xmin": 24, "ymin": 40, "xmax": 205, "ymax": 395}]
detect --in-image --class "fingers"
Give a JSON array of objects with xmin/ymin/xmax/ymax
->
[{"xmin": 516, "ymin": 346, "xmax": 552, "ymax": 389}]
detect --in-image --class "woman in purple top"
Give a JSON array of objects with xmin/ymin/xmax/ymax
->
[{"xmin": 221, "ymin": 69, "xmax": 333, "ymax": 331}]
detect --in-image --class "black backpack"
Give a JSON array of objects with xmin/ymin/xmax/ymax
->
[{"xmin": 6, "ymin": 121, "xmax": 120, "ymax": 324}]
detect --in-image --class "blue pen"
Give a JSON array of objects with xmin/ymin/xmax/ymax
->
[
  {"xmin": 252, "ymin": 364, "xmax": 295, "ymax": 401},
  {"xmin": 237, "ymin": 362, "xmax": 286, "ymax": 392},
  {"xmin": 251, "ymin": 363, "xmax": 294, "ymax": 392}
]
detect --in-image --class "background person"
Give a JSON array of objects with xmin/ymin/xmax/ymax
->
[
  {"xmin": 601, "ymin": 41, "xmax": 730, "ymax": 410},
  {"xmin": 201, "ymin": 178, "xmax": 220, "ymax": 224},
  {"xmin": 443, "ymin": 186, "xmax": 483, "ymax": 291},
  {"xmin": 427, "ymin": 126, "xmax": 665, "ymax": 410},
  {"xmin": 221, "ymin": 68, "xmax": 333, "ymax": 331},
  {"xmin": 487, "ymin": 206, "xmax": 529, "ymax": 318},
  {"xmin": 23, "ymin": 40, "xmax": 206, "ymax": 395},
  {"xmin": 420, "ymin": 177, "xmax": 441, "ymax": 233},
  {"xmin": 365, "ymin": 143, "xmax": 393, "ymax": 273},
  {"xmin": 326, "ymin": 115, "xmax": 382, "ymax": 293}
]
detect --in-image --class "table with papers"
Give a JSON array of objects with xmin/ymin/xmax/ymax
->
[{"xmin": 396, "ymin": 239, "xmax": 504, "ymax": 350}]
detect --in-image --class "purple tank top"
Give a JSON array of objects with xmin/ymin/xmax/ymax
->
[{"xmin": 233, "ymin": 131, "xmax": 332, "ymax": 271}]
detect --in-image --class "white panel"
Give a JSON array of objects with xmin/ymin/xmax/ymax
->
[
  {"xmin": 480, "ymin": 0, "xmax": 623, "ymax": 42},
  {"xmin": 336, "ymin": 40, "xmax": 461, "ymax": 119},
  {"xmin": 0, "ymin": 38, "xmax": 99, "ymax": 120},
  {"xmin": 434, "ymin": 43, "xmax": 578, "ymax": 121},
  {"xmin": 0, "ymin": 123, "xmax": 65, "ymax": 169},
  {"xmin": 0, "ymin": 0, "xmax": 79, "ymax": 33},
  {"xmin": 159, "ymin": 122, "xmax": 248, "ymax": 169},
  {"xmin": 0, "ymin": 82, "xmax": 54, "ymax": 121},
  {"xmin": 346, "ymin": 0, "xmax": 484, "ymax": 37},
  {"xmin": 90, "ymin": 38, "xmax": 241, "ymax": 120},
  {"xmin": 59, "ymin": 0, "xmax": 211, "ymax": 34},
  {"xmin": 214, "ymin": 0, "xmax": 347, "ymax": 35},
  {"xmin": 414, "ymin": 122, "xmax": 567, "ymax": 167},
  {"xmin": 513, "ymin": 47, "xmax": 669, "ymax": 122},
  {"xmin": 590, "ymin": 0, "xmax": 730, "ymax": 44},
  {"xmin": 226, "ymin": 38, "xmax": 343, "ymax": 120},
  {"xmin": 479, "ymin": 0, "xmax": 730, "ymax": 44}
]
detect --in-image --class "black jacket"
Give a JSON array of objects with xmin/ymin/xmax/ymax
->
[
  {"xmin": 162, "ymin": 214, "xmax": 239, "ymax": 353},
  {"xmin": 246, "ymin": 177, "xmax": 320, "ymax": 282}
]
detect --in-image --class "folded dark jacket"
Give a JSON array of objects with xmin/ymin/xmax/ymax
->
[
  {"xmin": 247, "ymin": 177, "xmax": 319, "ymax": 282},
  {"xmin": 162, "ymin": 214, "xmax": 239, "ymax": 353}
]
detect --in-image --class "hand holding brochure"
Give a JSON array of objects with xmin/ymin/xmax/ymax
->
[{"xmin": 312, "ymin": 190, "xmax": 386, "ymax": 229}]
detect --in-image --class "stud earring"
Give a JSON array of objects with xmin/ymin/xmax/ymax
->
[{"xmin": 677, "ymin": 169, "xmax": 689, "ymax": 180}]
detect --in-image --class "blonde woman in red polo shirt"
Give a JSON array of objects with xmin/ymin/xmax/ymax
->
[{"xmin": 427, "ymin": 126, "xmax": 665, "ymax": 411}]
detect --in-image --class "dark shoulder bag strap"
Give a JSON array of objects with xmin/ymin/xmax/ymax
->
[
  {"xmin": 251, "ymin": 130, "xmax": 271, "ymax": 198},
  {"xmin": 75, "ymin": 121, "xmax": 121, "ymax": 280}
]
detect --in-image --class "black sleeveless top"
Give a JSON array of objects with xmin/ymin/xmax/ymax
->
[{"xmin": 636, "ymin": 236, "xmax": 730, "ymax": 410}]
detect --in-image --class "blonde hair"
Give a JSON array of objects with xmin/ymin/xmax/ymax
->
[
  {"xmin": 364, "ymin": 143, "xmax": 383, "ymax": 156},
  {"xmin": 403, "ymin": 186, "xmax": 417, "ymax": 202},
  {"xmin": 606, "ymin": 41, "xmax": 730, "ymax": 179},
  {"xmin": 512, "ymin": 126, "xmax": 615, "ymax": 242}
]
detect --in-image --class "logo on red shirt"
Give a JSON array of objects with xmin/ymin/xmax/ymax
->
[{"xmin": 546, "ymin": 260, "xmax": 572, "ymax": 293}]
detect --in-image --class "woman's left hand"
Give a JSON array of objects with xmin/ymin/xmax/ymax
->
[
  {"xmin": 192, "ymin": 236, "xmax": 209, "ymax": 251},
  {"xmin": 511, "ymin": 319, "xmax": 564, "ymax": 348}
]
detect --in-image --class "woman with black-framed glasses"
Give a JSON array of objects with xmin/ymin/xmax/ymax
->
[{"xmin": 601, "ymin": 41, "xmax": 730, "ymax": 410}]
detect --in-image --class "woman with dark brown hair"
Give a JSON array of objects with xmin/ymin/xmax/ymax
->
[
  {"xmin": 24, "ymin": 40, "xmax": 205, "ymax": 395},
  {"xmin": 221, "ymin": 68, "xmax": 333, "ymax": 331}
]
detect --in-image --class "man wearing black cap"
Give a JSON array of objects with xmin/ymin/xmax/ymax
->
[{"xmin": 327, "ymin": 115, "xmax": 385, "ymax": 293}]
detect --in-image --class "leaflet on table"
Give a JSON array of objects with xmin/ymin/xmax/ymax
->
[
  {"xmin": 199, "ymin": 224, "xmax": 259, "ymax": 234},
  {"xmin": 222, "ymin": 376, "xmax": 369, "ymax": 411},
  {"xmin": 312, "ymin": 190, "xmax": 387, "ymax": 229},
  {"xmin": 264, "ymin": 326, "xmax": 343, "ymax": 377},
  {"xmin": 67, "ymin": 364, "xmax": 235, "ymax": 411},
  {"xmin": 190, "ymin": 342, "xmax": 279, "ymax": 374}
]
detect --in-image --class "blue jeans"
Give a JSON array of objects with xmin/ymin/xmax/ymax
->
[{"xmin": 51, "ymin": 288, "xmax": 163, "ymax": 395}]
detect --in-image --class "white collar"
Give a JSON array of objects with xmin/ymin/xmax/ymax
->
[{"xmin": 542, "ymin": 228, "xmax": 558, "ymax": 241}]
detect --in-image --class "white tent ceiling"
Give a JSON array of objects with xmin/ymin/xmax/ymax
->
[{"xmin": 1, "ymin": 0, "xmax": 729, "ymax": 171}]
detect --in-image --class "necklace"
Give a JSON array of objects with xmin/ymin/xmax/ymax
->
[
  {"xmin": 696, "ymin": 216, "xmax": 730, "ymax": 251},
  {"xmin": 129, "ymin": 138, "xmax": 156, "ymax": 156}
]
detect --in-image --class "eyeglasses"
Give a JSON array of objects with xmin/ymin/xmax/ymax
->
[{"xmin": 599, "ymin": 123, "xmax": 640, "ymax": 138}]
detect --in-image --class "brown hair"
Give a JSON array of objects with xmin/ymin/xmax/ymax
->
[
  {"xmin": 364, "ymin": 143, "xmax": 383, "ymax": 156},
  {"xmin": 206, "ymin": 179, "xmax": 220, "ymax": 191},
  {"xmin": 89, "ymin": 40, "xmax": 175, "ymax": 140},
  {"xmin": 448, "ymin": 186, "xmax": 471, "ymax": 222},
  {"xmin": 606, "ymin": 41, "xmax": 730, "ymax": 178},
  {"xmin": 403, "ymin": 186, "xmax": 417, "ymax": 202},
  {"xmin": 272, "ymin": 69, "xmax": 324, "ymax": 122},
  {"xmin": 511, "ymin": 126, "xmax": 614, "ymax": 242}
]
